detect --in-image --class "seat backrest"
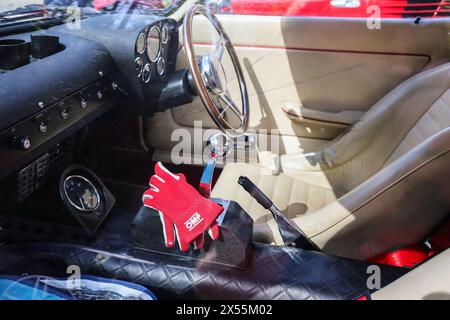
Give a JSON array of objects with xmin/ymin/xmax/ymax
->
[
  {"xmin": 384, "ymin": 88, "xmax": 450, "ymax": 165},
  {"xmin": 309, "ymin": 127, "xmax": 450, "ymax": 259},
  {"xmin": 318, "ymin": 63, "xmax": 450, "ymax": 193},
  {"xmin": 296, "ymin": 64, "xmax": 450, "ymax": 259}
]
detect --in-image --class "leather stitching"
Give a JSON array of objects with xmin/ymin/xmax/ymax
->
[{"xmin": 310, "ymin": 148, "xmax": 450, "ymax": 238}]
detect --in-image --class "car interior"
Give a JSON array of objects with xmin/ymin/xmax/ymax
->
[{"xmin": 0, "ymin": 0, "xmax": 449, "ymax": 300}]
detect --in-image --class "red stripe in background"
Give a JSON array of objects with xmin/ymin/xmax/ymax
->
[{"xmin": 368, "ymin": 219, "xmax": 450, "ymax": 268}]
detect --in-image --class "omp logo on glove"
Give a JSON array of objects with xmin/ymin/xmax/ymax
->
[
  {"xmin": 184, "ymin": 212, "xmax": 204, "ymax": 231},
  {"xmin": 142, "ymin": 162, "xmax": 222, "ymax": 252}
]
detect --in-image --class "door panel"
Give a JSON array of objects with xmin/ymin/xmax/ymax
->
[
  {"xmin": 145, "ymin": 15, "xmax": 449, "ymax": 159},
  {"xmin": 174, "ymin": 46, "xmax": 429, "ymax": 138}
]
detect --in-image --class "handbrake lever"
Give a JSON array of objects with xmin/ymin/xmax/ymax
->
[{"xmin": 238, "ymin": 176, "xmax": 319, "ymax": 250}]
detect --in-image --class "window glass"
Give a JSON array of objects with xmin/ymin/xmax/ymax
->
[{"xmin": 210, "ymin": 0, "xmax": 450, "ymax": 18}]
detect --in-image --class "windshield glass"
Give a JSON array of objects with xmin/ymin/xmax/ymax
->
[{"xmin": 0, "ymin": 0, "xmax": 182, "ymax": 15}]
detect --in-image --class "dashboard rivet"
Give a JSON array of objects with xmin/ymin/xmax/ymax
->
[
  {"xmin": 61, "ymin": 109, "xmax": 69, "ymax": 120},
  {"xmin": 99, "ymin": 71, "xmax": 104, "ymax": 77},
  {"xmin": 39, "ymin": 123, "xmax": 48, "ymax": 133},
  {"xmin": 97, "ymin": 90, "xmax": 103, "ymax": 100},
  {"xmin": 22, "ymin": 138, "xmax": 31, "ymax": 150},
  {"xmin": 12, "ymin": 136, "xmax": 31, "ymax": 150},
  {"xmin": 111, "ymin": 82, "xmax": 118, "ymax": 91},
  {"xmin": 38, "ymin": 102, "xmax": 44, "ymax": 109},
  {"xmin": 80, "ymin": 98, "xmax": 88, "ymax": 108}
]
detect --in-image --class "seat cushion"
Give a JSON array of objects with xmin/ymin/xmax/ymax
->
[{"xmin": 211, "ymin": 162, "xmax": 336, "ymax": 243}]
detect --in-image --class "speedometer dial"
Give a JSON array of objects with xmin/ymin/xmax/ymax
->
[{"xmin": 146, "ymin": 26, "xmax": 161, "ymax": 62}]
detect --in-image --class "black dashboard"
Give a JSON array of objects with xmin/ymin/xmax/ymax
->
[{"xmin": 0, "ymin": 13, "xmax": 184, "ymax": 193}]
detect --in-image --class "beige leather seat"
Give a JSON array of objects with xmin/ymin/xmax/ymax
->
[{"xmin": 212, "ymin": 63, "xmax": 450, "ymax": 260}]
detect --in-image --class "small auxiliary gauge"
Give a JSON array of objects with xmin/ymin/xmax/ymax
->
[
  {"xmin": 63, "ymin": 175, "xmax": 100, "ymax": 212},
  {"xmin": 136, "ymin": 33, "xmax": 146, "ymax": 54},
  {"xmin": 156, "ymin": 57, "xmax": 165, "ymax": 76},
  {"xmin": 161, "ymin": 25, "xmax": 169, "ymax": 44},
  {"xmin": 142, "ymin": 63, "xmax": 151, "ymax": 83},
  {"xmin": 135, "ymin": 57, "xmax": 143, "ymax": 78},
  {"xmin": 60, "ymin": 165, "xmax": 115, "ymax": 233}
]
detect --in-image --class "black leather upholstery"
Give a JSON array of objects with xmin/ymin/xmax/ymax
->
[
  {"xmin": 0, "ymin": 242, "xmax": 407, "ymax": 300},
  {"xmin": 0, "ymin": 206, "xmax": 408, "ymax": 300}
]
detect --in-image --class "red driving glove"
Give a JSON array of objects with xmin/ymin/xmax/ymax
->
[{"xmin": 142, "ymin": 162, "xmax": 222, "ymax": 252}]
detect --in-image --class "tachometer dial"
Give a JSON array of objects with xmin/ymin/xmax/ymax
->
[{"xmin": 146, "ymin": 26, "xmax": 161, "ymax": 62}]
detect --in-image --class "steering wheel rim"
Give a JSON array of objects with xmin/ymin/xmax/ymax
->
[{"xmin": 183, "ymin": 4, "xmax": 249, "ymax": 137}]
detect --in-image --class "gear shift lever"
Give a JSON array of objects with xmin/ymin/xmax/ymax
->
[{"xmin": 199, "ymin": 132, "xmax": 230, "ymax": 198}]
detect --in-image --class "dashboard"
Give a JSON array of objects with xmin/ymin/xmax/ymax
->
[
  {"xmin": 133, "ymin": 19, "xmax": 186, "ymax": 110},
  {"xmin": 134, "ymin": 20, "xmax": 178, "ymax": 84},
  {"xmin": 0, "ymin": 13, "xmax": 184, "ymax": 200}
]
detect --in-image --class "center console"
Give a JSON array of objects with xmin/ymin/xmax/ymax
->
[
  {"xmin": 129, "ymin": 199, "xmax": 408, "ymax": 299},
  {"xmin": 132, "ymin": 199, "xmax": 253, "ymax": 269}
]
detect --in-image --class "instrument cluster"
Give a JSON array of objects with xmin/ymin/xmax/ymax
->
[{"xmin": 134, "ymin": 19, "xmax": 178, "ymax": 84}]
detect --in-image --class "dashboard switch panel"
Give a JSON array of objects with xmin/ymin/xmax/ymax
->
[{"xmin": 0, "ymin": 74, "xmax": 121, "ymax": 181}]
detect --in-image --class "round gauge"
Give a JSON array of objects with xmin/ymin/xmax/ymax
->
[
  {"xmin": 136, "ymin": 32, "xmax": 146, "ymax": 54},
  {"xmin": 63, "ymin": 175, "xmax": 100, "ymax": 212},
  {"xmin": 161, "ymin": 25, "xmax": 170, "ymax": 44},
  {"xmin": 157, "ymin": 57, "xmax": 165, "ymax": 76},
  {"xmin": 142, "ymin": 63, "xmax": 151, "ymax": 83},
  {"xmin": 135, "ymin": 57, "xmax": 143, "ymax": 77},
  {"xmin": 146, "ymin": 26, "xmax": 161, "ymax": 62}
]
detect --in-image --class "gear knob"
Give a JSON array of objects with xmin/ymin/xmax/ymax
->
[{"xmin": 207, "ymin": 132, "xmax": 230, "ymax": 160}]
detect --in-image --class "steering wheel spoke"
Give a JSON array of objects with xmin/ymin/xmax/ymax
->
[
  {"xmin": 218, "ymin": 92, "xmax": 243, "ymax": 118},
  {"xmin": 210, "ymin": 34, "xmax": 226, "ymax": 71}
]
